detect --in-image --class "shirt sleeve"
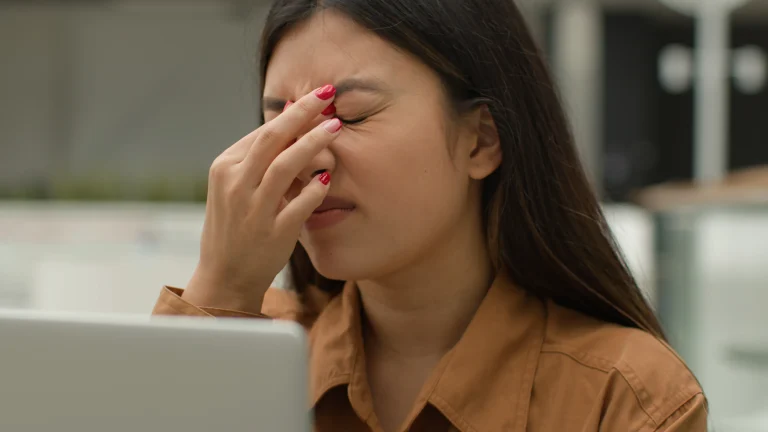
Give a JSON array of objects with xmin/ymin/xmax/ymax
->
[
  {"xmin": 151, "ymin": 286, "xmax": 303, "ymax": 321},
  {"xmin": 152, "ymin": 286, "xmax": 217, "ymax": 317},
  {"xmin": 654, "ymin": 393, "xmax": 708, "ymax": 432},
  {"xmin": 152, "ymin": 286, "xmax": 298, "ymax": 319}
]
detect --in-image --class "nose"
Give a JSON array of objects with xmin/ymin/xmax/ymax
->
[
  {"xmin": 295, "ymin": 118, "xmax": 337, "ymax": 184},
  {"xmin": 298, "ymin": 144, "xmax": 336, "ymax": 184}
]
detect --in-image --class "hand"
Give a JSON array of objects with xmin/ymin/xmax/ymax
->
[{"xmin": 183, "ymin": 85, "xmax": 341, "ymax": 314}]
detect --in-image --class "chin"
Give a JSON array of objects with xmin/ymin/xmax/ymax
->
[
  {"xmin": 306, "ymin": 249, "xmax": 369, "ymax": 282},
  {"xmin": 300, "ymin": 229, "xmax": 416, "ymax": 282},
  {"xmin": 299, "ymin": 240, "xmax": 377, "ymax": 282}
]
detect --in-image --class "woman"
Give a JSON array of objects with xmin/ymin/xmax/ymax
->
[{"xmin": 153, "ymin": 0, "xmax": 707, "ymax": 430}]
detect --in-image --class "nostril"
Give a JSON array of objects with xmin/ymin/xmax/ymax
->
[{"xmin": 312, "ymin": 169, "xmax": 327, "ymax": 178}]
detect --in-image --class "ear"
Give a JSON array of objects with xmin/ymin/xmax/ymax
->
[{"xmin": 464, "ymin": 104, "xmax": 502, "ymax": 180}]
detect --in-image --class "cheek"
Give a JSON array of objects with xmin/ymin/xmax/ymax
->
[{"xmin": 349, "ymin": 122, "xmax": 465, "ymax": 221}]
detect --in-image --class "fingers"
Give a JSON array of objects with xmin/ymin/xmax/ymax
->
[
  {"xmin": 275, "ymin": 172, "xmax": 331, "ymax": 234},
  {"xmin": 283, "ymin": 177, "xmax": 304, "ymax": 204},
  {"xmin": 258, "ymin": 117, "xmax": 342, "ymax": 207},
  {"xmin": 243, "ymin": 85, "xmax": 337, "ymax": 174},
  {"xmin": 216, "ymin": 127, "xmax": 261, "ymax": 165}
]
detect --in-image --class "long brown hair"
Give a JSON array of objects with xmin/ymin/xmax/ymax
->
[{"xmin": 258, "ymin": 0, "xmax": 666, "ymax": 340}]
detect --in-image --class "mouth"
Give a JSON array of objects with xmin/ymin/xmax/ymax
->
[
  {"xmin": 312, "ymin": 196, "xmax": 356, "ymax": 213},
  {"xmin": 312, "ymin": 207, "xmax": 355, "ymax": 215},
  {"xmin": 306, "ymin": 196, "xmax": 356, "ymax": 230}
]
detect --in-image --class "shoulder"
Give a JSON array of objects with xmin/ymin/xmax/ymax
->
[{"xmin": 533, "ymin": 300, "xmax": 706, "ymax": 431}]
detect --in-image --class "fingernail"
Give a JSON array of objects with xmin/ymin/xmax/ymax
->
[
  {"xmin": 323, "ymin": 118, "xmax": 342, "ymax": 133},
  {"xmin": 315, "ymin": 85, "xmax": 336, "ymax": 100},
  {"xmin": 283, "ymin": 101, "xmax": 293, "ymax": 112},
  {"xmin": 318, "ymin": 172, "xmax": 331, "ymax": 185},
  {"xmin": 321, "ymin": 103, "xmax": 336, "ymax": 116}
]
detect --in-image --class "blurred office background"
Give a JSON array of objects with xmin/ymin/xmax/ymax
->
[{"xmin": 0, "ymin": 0, "xmax": 766, "ymax": 430}]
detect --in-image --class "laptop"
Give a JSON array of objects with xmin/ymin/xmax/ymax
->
[{"xmin": 0, "ymin": 309, "xmax": 311, "ymax": 432}]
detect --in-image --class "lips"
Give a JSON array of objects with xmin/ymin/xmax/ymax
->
[{"xmin": 314, "ymin": 196, "xmax": 356, "ymax": 213}]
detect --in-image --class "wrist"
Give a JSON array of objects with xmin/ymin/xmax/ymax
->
[{"xmin": 182, "ymin": 269, "xmax": 267, "ymax": 315}]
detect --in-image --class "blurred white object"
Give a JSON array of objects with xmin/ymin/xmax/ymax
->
[
  {"xmin": 0, "ymin": 309, "xmax": 310, "ymax": 432},
  {"xmin": 659, "ymin": 44, "xmax": 694, "ymax": 94},
  {"xmin": 31, "ymin": 254, "xmax": 290, "ymax": 314},
  {"xmin": 658, "ymin": 208, "xmax": 768, "ymax": 423},
  {"xmin": 0, "ymin": 202, "xmax": 205, "ymax": 312},
  {"xmin": 732, "ymin": 45, "xmax": 767, "ymax": 94},
  {"xmin": 696, "ymin": 211, "xmax": 768, "ymax": 420},
  {"xmin": 1, "ymin": 202, "xmax": 653, "ymax": 312},
  {"xmin": 602, "ymin": 204, "xmax": 657, "ymax": 306},
  {"xmin": 658, "ymin": 0, "xmax": 752, "ymax": 14},
  {"xmin": 658, "ymin": 43, "xmax": 767, "ymax": 95},
  {"xmin": 31, "ymin": 254, "xmax": 199, "ymax": 314},
  {"xmin": 0, "ymin": 203, "xmax": 286, "ymax": 313}
]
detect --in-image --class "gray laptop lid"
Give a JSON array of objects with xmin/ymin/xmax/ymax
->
[{"xmin": 0, "ymin": 309, "xmax": 311, "ymax": 432}]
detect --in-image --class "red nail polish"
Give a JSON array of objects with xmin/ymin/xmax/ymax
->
[
  {"xmin": 321, "ymin": 103, "xmax": 336, "ymax": 116},
  {"xmin": 283, "ymin": 101, "xmax": 293, "ymax": 112},
  {"xmin": 318, "ymin": 172, "xmax": 331, "ymax": 185},
  {"xmin": 315, "ymin": 85, "xmax": 336, "ymax": 100}
]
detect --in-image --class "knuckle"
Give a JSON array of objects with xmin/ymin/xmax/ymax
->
[
  {"xmin": 257, "ymin": 125, "xmax": 279, "ymax": 143},
  {"xmin": 209, "ymin": 158, "xmax": 230, "ymax": 180},
  {"xmin": 266, "ymin": 157, "xmax": 292, "ymax": 181}
]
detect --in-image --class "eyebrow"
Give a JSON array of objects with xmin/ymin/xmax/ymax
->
[{"xmin": 262, "ymin": 78, "xmax": 387, "ymax": 112}]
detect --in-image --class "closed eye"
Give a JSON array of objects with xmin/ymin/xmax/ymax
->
[{"xmin": 336, "ymin": 115, "xmax": 368, "ymax": 125}]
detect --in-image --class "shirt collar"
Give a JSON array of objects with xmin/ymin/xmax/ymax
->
[{"xmin": 308, "ymin": 272, "xmax": 546, "ymax": 432}]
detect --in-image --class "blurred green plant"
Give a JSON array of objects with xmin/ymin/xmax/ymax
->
[
  {"xmin": 0, "ymin": 180, "xmax": 51, "ymax": 200},
  {"xmin": 0, "ymin": 175, "xmax": 209, "ymax": 202}
]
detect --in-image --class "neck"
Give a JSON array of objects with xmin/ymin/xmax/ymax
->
[{"xmin": 357, "ymin": 217, "xmax": 493, "ymax": 361}]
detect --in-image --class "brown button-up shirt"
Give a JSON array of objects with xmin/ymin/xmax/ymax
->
[{"xmin": 153, "ymin": 273, "xmax": 707, "ymax": 432}]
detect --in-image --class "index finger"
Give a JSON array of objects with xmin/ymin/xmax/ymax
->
[{"xmin": 244, "ymin": 85, "xmax": 336, "ymax": 168}]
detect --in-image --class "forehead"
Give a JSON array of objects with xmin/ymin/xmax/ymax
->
[{"xmin": 263, "ymin": 10, "xmax": 425, "ymax": 96}]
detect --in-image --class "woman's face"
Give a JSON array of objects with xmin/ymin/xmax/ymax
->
[{"xmin": 263, "ymin": 10, "xmax": 488, "ymax": 281}]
